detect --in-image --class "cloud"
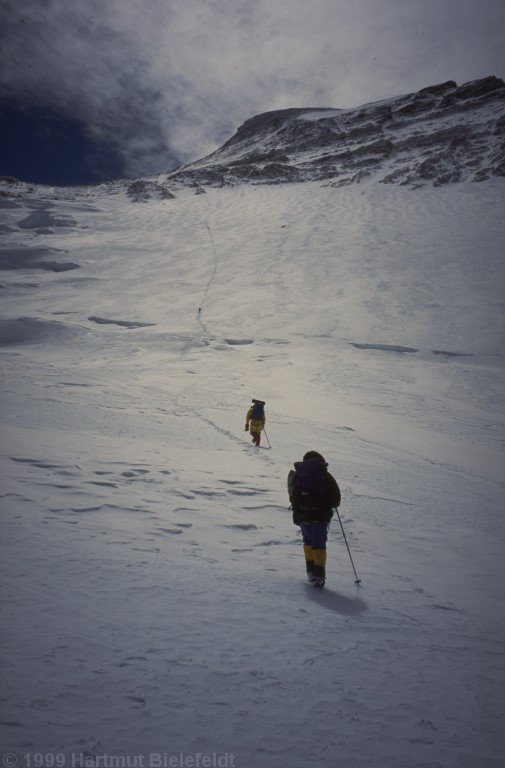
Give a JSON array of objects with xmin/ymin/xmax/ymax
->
[
  {"xmin": 0, "ymin": 0, "xmax": 180, "ymax": 176},
  {"xmin": 1, "ymin": 0, "xmax": 504, "ymax": 181}
]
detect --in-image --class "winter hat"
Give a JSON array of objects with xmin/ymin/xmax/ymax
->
[{"xmin": 303, "ymin": 450, "xmax": 327, "ymax": 464}]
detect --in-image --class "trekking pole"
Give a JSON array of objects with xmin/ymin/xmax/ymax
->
[
  {"xmin": 262, "ymin": 428, "xmax": 271, "ymax": 448},
  {"xmin": 335, "ymin": 507, "xmax": 362, "ymax": 585}
]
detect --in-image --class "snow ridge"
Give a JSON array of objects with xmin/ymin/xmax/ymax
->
[{"xmin": 168, "ymin": 76, "xmax": 505, "ymax": 189}]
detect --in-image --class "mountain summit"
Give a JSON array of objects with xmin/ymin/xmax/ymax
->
[{"xmin": 168, "ymin": 76, "xmax": 505, "ymax": 189}]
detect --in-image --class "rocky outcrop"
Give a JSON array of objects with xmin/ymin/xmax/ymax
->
[
  {"xmin": 126, "ymin": 180, "xmax": 175, "ymax": 202},
  {"xmin": 167, "ymin": 76, "xmax": 505, "ymax": 189}
]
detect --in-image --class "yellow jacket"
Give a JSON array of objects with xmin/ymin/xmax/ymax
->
[{"xmin": 246, "ymin": 406, "xmax": 265, "ymax": 429}]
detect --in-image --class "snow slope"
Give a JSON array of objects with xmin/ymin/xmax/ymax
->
[{"xmin": 1, "ymin": 172, "xmax": 504, "ymax": 768}]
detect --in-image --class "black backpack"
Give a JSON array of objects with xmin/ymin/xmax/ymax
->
[
  {"xmin": 288, "ymin": 458, "xmax": 328, "ymax": 524},
  {"xmin": 251, "ymin": 399, "xmax": 265, "ymax": 420}
]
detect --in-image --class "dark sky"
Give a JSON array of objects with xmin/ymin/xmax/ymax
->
[
  {"xmin": 0, "ymin": 101, "xmax": 127, "ymax": 185},
  {"xmin": 1, "ymin": 0, "xmax": 504, "ymax": 185}
]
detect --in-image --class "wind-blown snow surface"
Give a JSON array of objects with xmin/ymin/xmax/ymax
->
[{"xmin": 1, "ymin": 178, "xmax": 505, "ymax": 767}]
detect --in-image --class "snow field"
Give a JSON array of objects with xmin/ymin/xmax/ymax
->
[{"xmin": 1, "ymin": 178, "xmax": 504, "ymax": 766}]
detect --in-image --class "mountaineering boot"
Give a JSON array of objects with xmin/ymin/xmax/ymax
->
[
  {"xmin": 312, "ymin": 555, "xmax": 326, "ymax": 589},
  {"xmin": 304, "ymin": 545, "xmax": 316, "ymax": 583}
]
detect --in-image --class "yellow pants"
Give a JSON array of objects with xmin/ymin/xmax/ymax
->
[
  {"xmin": 303, "ymin": 544, "xmax": 327, "ymax": 568},
  {"xmin": 249, "ymin": 419, "xmax": 263, "ymax": 437}
]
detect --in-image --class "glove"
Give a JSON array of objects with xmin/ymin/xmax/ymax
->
[{"xmin": 245, "ymin": 424, "xmax": 249, "ymax": 431}]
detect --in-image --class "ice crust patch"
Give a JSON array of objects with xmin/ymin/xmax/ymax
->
[
  {"xmin": 88, "ymin": 316, "xmax": 156, "ymax": 328},
  {"xmin": 17, "ymin": 211, "xmax": 78, "ymax": 230},
  {"xmin": 351, "ymin": 342, "xmax": 418, "ymax": 354},
  {"xmin": 0, "ymin": 317, "xmax": 86, "ymax": 345},
  {"xmin": 0, "ymin": 246, "xmax": 79, "ymax": 272}
]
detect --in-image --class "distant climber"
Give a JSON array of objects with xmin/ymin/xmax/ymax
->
[
  {"xmin": 287, "ymin": 451, "xmax": 341, "ymax": 589},
  {"xmin": 245, "ymin": 399, "xmax": 266, "ymax": 446}
]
